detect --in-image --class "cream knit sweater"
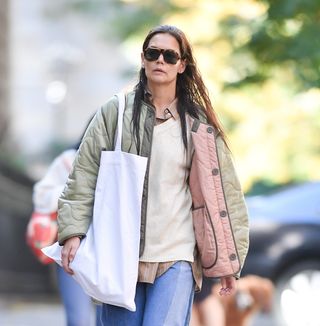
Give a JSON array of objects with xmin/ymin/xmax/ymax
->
[{"xmin": 140, "ymin": 118, "xmax": 195, "ymax": 263}]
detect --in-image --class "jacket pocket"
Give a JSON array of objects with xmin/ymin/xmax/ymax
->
[{"xmin": 192, "ymin": 205, "xmax": 218, "ymax": 269}]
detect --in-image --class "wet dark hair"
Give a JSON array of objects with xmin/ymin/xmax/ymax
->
[{"xmin": 132, "ymin": 25, "xmax": 226, "ymax": 152}]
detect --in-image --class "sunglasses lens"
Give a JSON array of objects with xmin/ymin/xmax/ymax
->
[
  {"xmin": 163, "ymin": 50, "xmax": 179, "ymax": 64},
  {"xmin": 144, "ymin": 48, "xmax": 161, "ymax": 61},
  {"xmin": 144, "ymin": 48, "xmax": 180, "ymax": 64}
]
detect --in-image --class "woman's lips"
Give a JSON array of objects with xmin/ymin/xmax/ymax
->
[{"xmin": 153, "ymin": 68, "xmax": 165, "ymax": 73}]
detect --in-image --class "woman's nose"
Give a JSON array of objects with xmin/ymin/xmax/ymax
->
[{"xmin": 156, "ymin": 53, "xmax": 165, "ymax": 63}]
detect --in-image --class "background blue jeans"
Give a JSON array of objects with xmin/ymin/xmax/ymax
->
[
  {"xmin": 100, "ymin": 261, "xmax": 195, "ymax": 326},
  {"xmin": 56, "ymin": 265, "xmax": 101, "ymax": 326}
]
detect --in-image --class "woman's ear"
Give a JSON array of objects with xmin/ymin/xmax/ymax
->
[
  {"xmin": 178, "ymin": 59, "xmax": 186, "ymax": 74},
  {"xmin": 141, "ymin": 52, "xmax": 145, "ymax": 69}
]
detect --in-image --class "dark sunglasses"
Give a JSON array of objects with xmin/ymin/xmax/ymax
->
[{"xmin": 144, "ymin": 48, "xmax": 181, "ymax": 65}]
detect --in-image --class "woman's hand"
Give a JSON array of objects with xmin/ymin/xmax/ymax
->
[
  {"xmin": 219, "ymin": 276, "xmax": 237, "ymax": 296},
  {"xmin": 61, "ymin": 236, "xmax": 80, "ymax": 275}
]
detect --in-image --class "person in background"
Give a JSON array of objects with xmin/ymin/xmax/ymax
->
[
  {"xmin": 58, "ymin": 25, "xmax": 249, "ymax": 325},
  {"xmin": 32, "ymin": 143, "xmax": 101, "ymax": 326}
]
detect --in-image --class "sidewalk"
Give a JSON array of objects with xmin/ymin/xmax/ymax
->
[
  {"xmin": 0, "ymin": 295, "xmax": 65, "ymax": 326},
  {"xmin": 0, "ymin": 294, "xmax": 272, "ymax": 326}
]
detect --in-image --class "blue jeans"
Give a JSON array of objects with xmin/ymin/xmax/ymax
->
[
  {"xmin": 100, "ymin": 261, "xmax": 195, "ymax": 326},
  {"xmin": 57, "ymin": 265, "xmax": 102, "ymax": 326}
]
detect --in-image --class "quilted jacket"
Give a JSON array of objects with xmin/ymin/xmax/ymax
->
[{"xmin": 57, "ymin": 91, "xmax": 249, "ymax": 278}]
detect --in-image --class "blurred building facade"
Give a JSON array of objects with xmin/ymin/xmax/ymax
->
[
  {"xmin": 0, "ymin": 0, "xmax": 9, "ymax": 145},
  {"xmin": 0, "ymin": 1, "xmax": 134, "ymax": 294},
  {"xmin": 7, "ymin": 0, "xmax": 131, "ymax": 178}
]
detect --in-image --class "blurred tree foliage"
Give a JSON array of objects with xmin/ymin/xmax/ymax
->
[
  {"xmin": 222, "ymin": 0, "xmax": 320, "ymax": 90},
  {"xmin": 69, "ymin": 0, "xmax": 320, "ymax": 192}
]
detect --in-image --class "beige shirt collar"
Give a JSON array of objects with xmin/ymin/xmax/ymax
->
[{"xmin": 163, "ymin": 98, "xmax": 179, "ymax": 120}]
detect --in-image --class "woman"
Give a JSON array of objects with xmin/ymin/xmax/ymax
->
[{"xmin": 58, "ymin": 25, "xmax": 249, "ymax": 325}]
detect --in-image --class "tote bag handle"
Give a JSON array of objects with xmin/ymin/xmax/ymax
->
[{"xmin": 114, "ymin": 93, "xmax": 126, "ymax": 152}]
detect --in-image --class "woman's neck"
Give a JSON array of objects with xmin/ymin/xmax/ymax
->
[{"xmin": 147, "ymin": 83, "xmax": 176, "ymax": 111}]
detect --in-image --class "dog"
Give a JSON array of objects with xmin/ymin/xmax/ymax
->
[{"xmin": 212, "ymin": 274, "xmax": 274, "ymax": 326}]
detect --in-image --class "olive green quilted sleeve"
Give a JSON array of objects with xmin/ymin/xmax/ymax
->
[{"xmin": 58, "ymin": 96, "xmax": 118, "ymax": 245}]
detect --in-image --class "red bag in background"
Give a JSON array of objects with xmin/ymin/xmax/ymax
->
[{"xmin": 26, "ymin": 211, "xmax": 58, "ymax": 264}]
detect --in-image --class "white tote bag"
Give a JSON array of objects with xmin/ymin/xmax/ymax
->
[{"xmin": 43, "ymin": 93, "xmax": 148, "ymax": 311}]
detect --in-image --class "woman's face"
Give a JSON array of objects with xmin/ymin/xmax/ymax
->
[{"xmin": 141, "ymin": 33, "xmax": 186, "ymax": 89}]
